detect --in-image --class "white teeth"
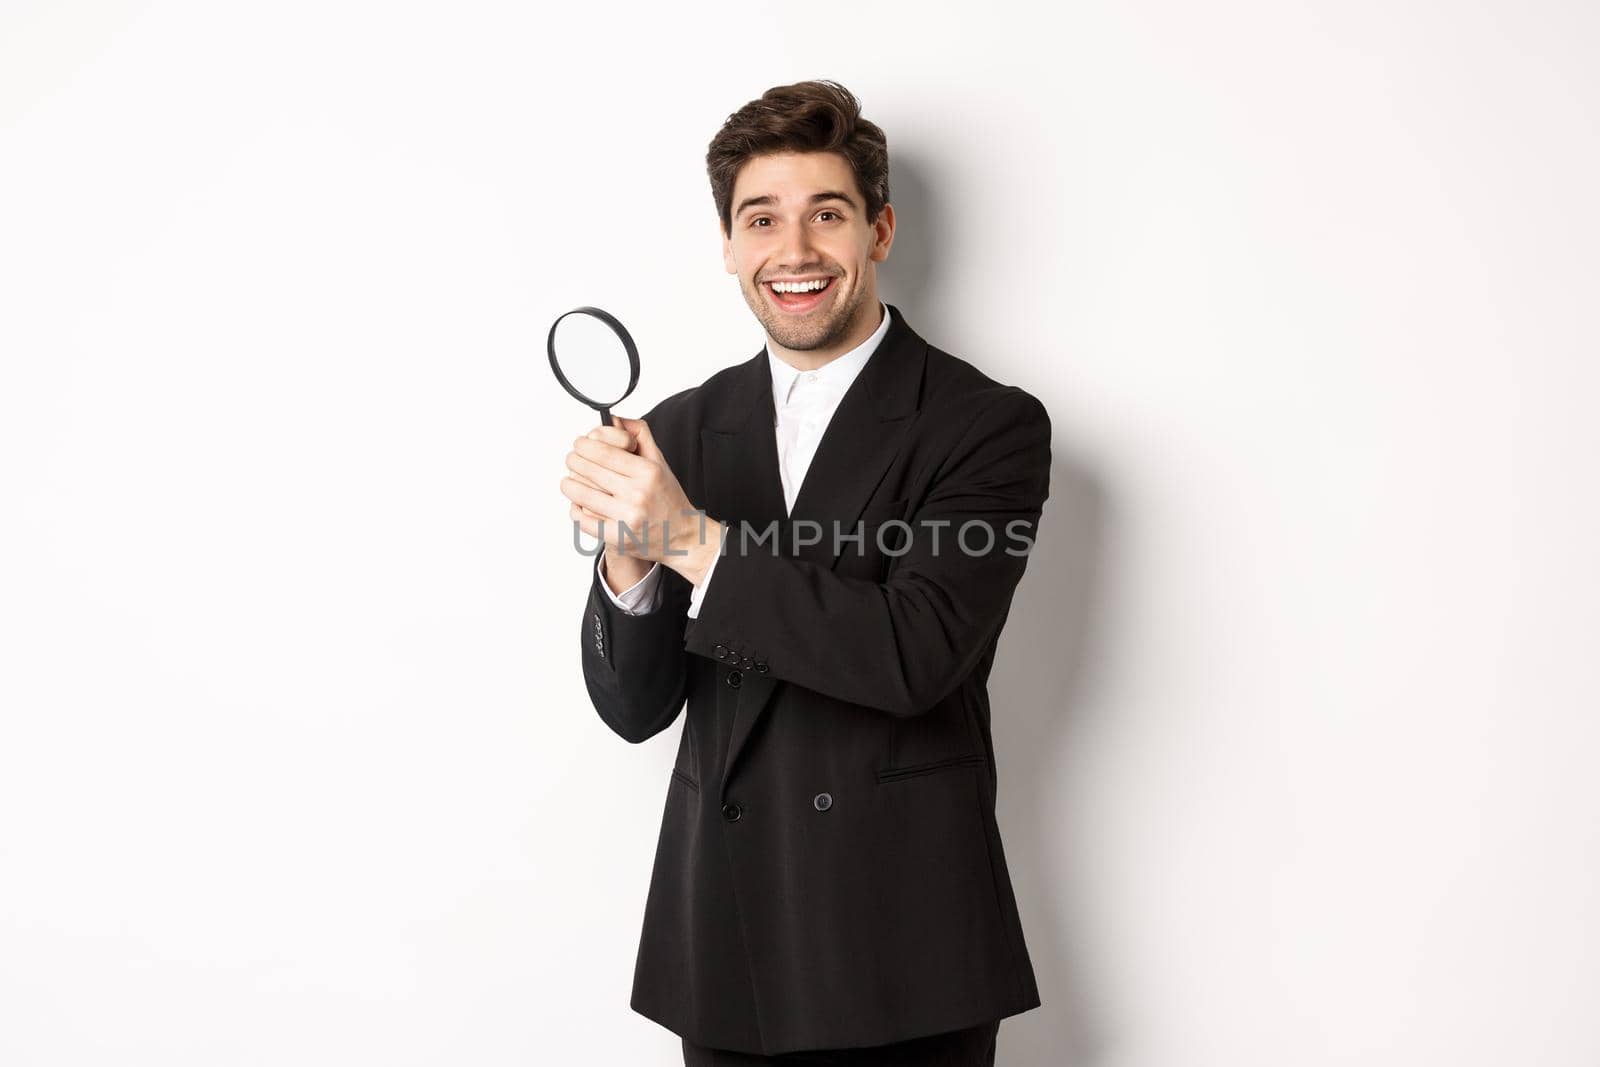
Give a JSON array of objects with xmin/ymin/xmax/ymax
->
[{"xmin": 769, "ymin": 278, "xmax": 829, "ymax": 294}]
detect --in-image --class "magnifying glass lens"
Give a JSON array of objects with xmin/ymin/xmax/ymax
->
[{"xmin": 551, "ymin": 313, "xmax": 635, "ymax": 409}]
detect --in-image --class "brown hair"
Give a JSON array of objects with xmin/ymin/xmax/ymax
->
[{"xmin": 706, "ymin": 79, "xmax": 890, "ymax": 238}]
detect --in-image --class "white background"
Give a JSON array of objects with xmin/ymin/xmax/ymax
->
[{"xmin": 3, "ymin": 2, "xmax": 1596, "ymax": 1064}]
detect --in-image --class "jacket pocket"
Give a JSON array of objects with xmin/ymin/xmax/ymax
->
[
  {"xmin": 670, "ymin": 767, "xmax": 700, "ymax": 793},
  {"xmin": 884, "ymin": 686, "xmax": 981, "ymax": 771},
  {"xmin": 874, "ymin": 753, "xmax": 987, "ymax": 784}
]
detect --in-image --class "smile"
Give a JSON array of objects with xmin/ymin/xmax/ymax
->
[{"xmin": 764, "ymin": 276, "xmax": 836, "ymax": 313}]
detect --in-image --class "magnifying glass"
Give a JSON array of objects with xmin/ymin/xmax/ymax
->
[{"xmin": 547, "ymin": 306, "xmax": 641, "ymax": 427}]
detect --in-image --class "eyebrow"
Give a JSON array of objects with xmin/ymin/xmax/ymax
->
[{"xmin": 734, "ymin": 190, "xmax": 858, "ymax": 219}]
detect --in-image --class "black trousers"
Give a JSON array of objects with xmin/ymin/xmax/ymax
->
[{"xmin": 681, "ymin": 1020, "xmax": 1000, "ymax": 1066}]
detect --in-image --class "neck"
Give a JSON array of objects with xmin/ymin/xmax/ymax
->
[{"xmin": 767, "ymin": 297, "xmax": 884, "ymax": 372}]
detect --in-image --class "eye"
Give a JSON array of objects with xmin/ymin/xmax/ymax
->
[
  {"xmin": 750, "ymin": 216, "xmax": 772, "ymax": 228},
  {"xmin": 817, "ymin": 210, "xmax": 841, "ymax": 222}
]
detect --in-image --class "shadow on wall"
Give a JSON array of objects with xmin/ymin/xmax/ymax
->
[
  {"xmin": 882, "ymin": 150, "xmax": 1117, "ymax": 1067},
  {"xmin": 876, "ymin": 148, "xmax": 944, "ymax": 321}
]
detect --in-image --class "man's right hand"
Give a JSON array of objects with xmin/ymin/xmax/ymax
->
[{"xmin": 565, "ymin": 421, "xmax": 656, "ymax": 595}]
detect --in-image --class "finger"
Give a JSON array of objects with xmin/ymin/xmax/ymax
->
[
  {"xmin": 586, "ymin": 424, "xmax": 639, "ymax": 452},
  {"xmin": 572, "ymin": 433, "xmax": 650, "ymax": 478},
  {"xmin": 565, "ymin": 458, "xmax": 606, "ymax": 491},
  {"xmin": 570, "ymin": 500, "xmax": 605, "ymax": 542},
  {"xmin": 566, "ymin": 449, "xmax": 627, "ymax": 495},
  {"xmin": 614, "ymin": 417, "xmax": 663, "ymax": 462},
  {"xmin": 570, "ymin": 496, "xmax": 629, "ymax": 549},
  {"xmin": 559, "ymin": 475, "xmax": 621, "ymax": 521}
]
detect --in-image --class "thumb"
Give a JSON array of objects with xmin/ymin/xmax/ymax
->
[{"xmin": 613, "ymin": 416, "xmax": 663, "ymax": 460}]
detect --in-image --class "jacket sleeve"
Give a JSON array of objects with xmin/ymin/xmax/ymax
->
[
  {"xmin": 682, "ymin": 388, "xmax": 1051, "ymax": 719},
  {"xmin": 582, "ymin": 557, "xmax": 692, "ymax": 742},
  {"xmin": 577, "ymin": 398, "xmax": 692, "ymax": 743}
]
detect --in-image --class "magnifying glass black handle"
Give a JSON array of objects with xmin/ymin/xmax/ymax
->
[{"xmin": 597, "ymin": 405, "xmax": 613, "ymax": 427}]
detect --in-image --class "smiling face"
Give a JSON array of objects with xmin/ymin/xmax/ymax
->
[{"xmin": 721, "ymin": 151, "xmax": 895, "ymax": 363}]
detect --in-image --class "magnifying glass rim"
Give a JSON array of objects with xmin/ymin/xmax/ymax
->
[{"xmin": 547, "ymin": 305, "xmax": 642, "ymax": 411}]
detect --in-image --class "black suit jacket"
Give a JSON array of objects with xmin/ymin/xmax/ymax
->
[{"xmin": 580, "ymin": 304, "xmax": 1049, "ymax": 1055}]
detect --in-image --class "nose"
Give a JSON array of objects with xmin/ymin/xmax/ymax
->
[{"xmin": 776, "ymin": 219, "xmax": 821, "ymax": 273}]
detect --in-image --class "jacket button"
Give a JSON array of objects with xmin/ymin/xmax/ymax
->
[
  {"xmin": 714, "ymin": 644, "xmax": 728, "ymax": 659},
  {"xmin": 754, "ymin": 659, "xmax": 768, "ymax": 673},
  {"xmin": 726, "ymin": 669, "xmax": 742, "ymax": 689},
  {"xmin": 813, "ymin": 792, "xmax": 832, "ymax": 812},
  {"xmin": 721, "ymin": 802, "xmax": 742, "ymax": 822}
]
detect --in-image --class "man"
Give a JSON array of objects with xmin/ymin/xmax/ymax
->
[{"xmin": 561, "ymin": 80, "xmax": 1050, "ymax": 1065}]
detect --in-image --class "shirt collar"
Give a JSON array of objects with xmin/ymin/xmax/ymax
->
[{"xmin": 767, "ymin": 301, "xmax": 893, "ymax": 409}]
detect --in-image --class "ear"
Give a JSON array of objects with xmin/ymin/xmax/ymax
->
[
  {"xmin": 720, "ymin": 217, "xmax": 737, "ymax": 274},
  {"xmin": 869, "ymin": 202, "xmax": 896, "ymax": 263}
]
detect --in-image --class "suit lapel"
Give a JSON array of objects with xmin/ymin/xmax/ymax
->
[{"xmin": 702, "ymin": 304, "xmax": 928, "ymax": 793}]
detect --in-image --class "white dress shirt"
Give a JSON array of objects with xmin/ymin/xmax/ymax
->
[{"xmin": 595, "ymin": 301, "xmax": 893, "ymax": 618}]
